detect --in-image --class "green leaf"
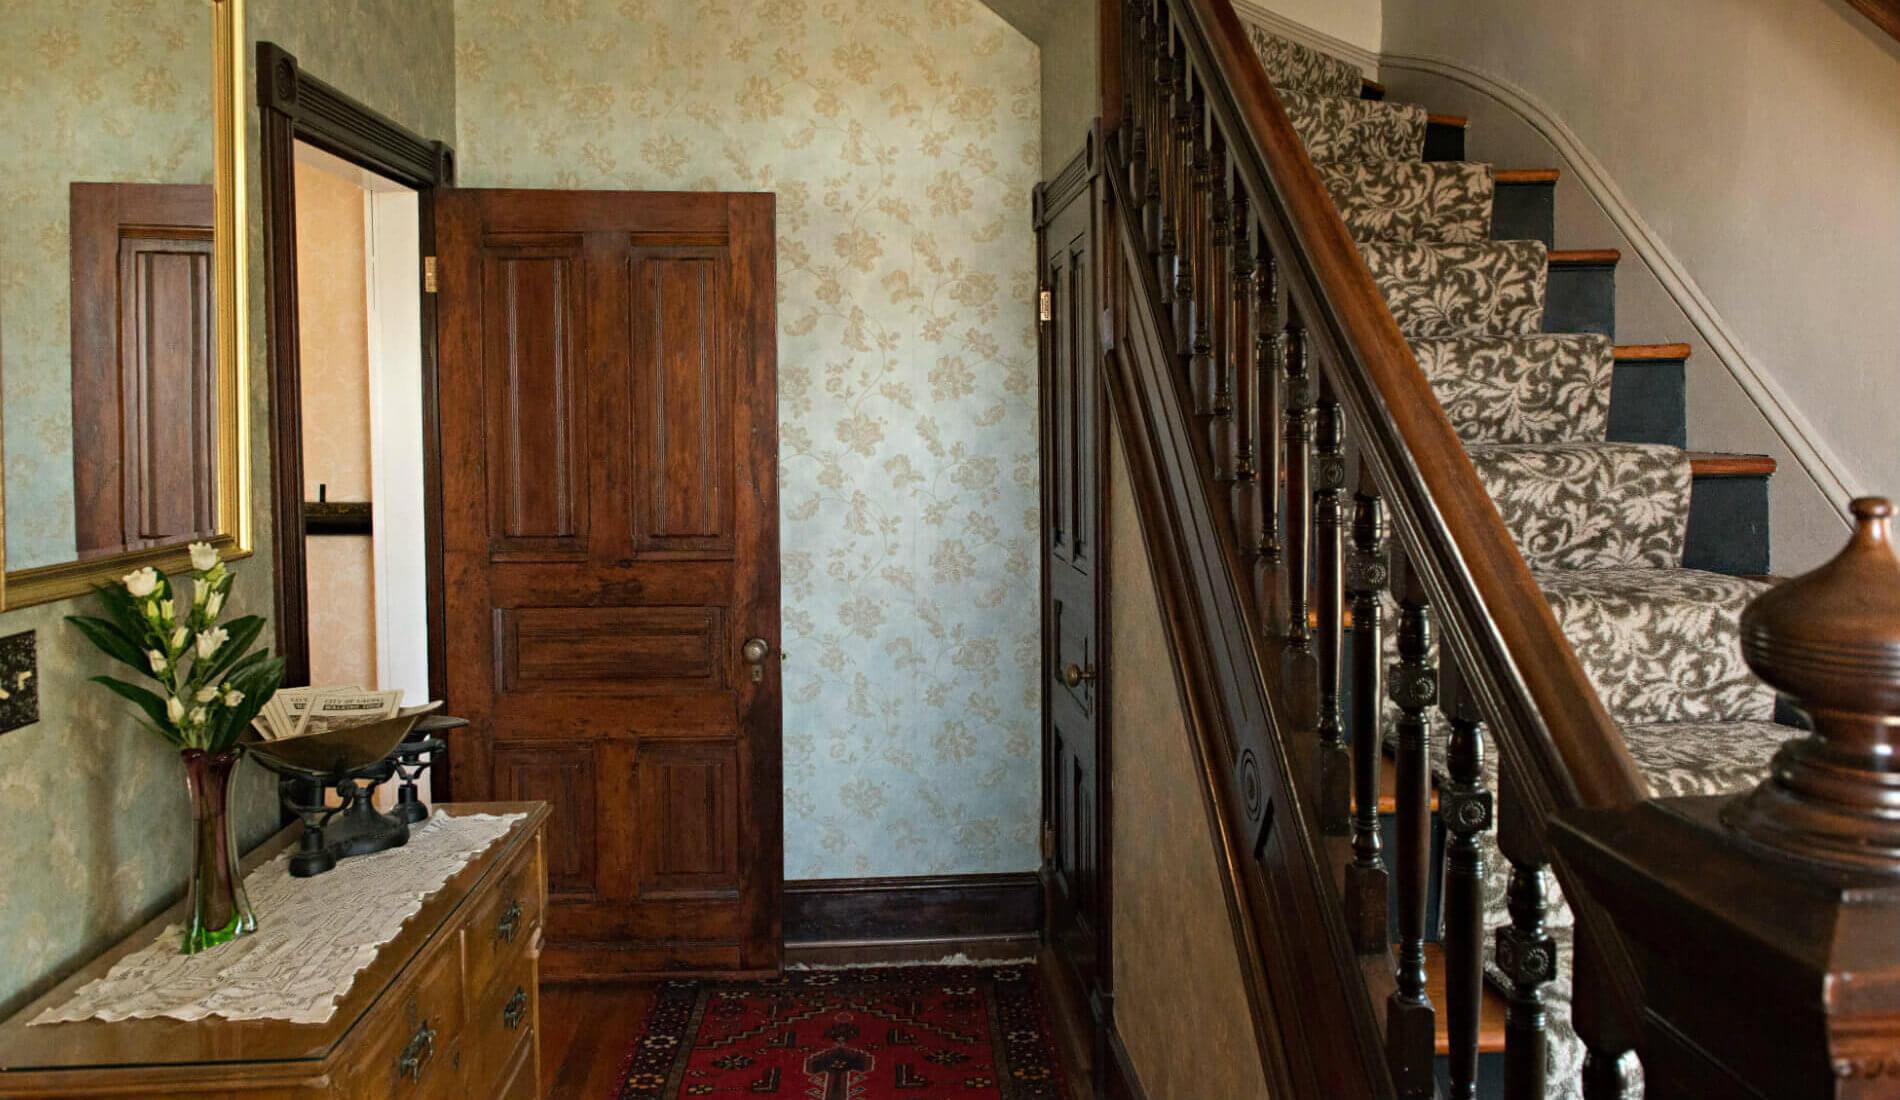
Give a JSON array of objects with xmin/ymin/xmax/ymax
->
[
  {"xmin": 196, "ymin": 615, "xmax": 266, "ymax": 682},
  {"xmin": 208, "ymin": 657, "xmax": 285, "ymax": 753},
  {"xmin": 89, "ymin": 583, "xmax": 153, "ymax": 642},
  {"xmin": 66, "ymin": 616, "xmax": 156, "ymax": 676},
  {"xmin": 89, "ymin": 676, "xmax": 182, "ymax": 746}
]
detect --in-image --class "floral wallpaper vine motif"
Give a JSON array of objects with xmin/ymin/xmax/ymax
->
[{"xmin": 453, "ymin": 0, "xmax": 1044, "ymax": 877}]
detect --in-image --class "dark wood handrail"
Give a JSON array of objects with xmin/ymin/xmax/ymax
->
[
  {"xmin": 1846, "ymin": 0, "xmax": 1900, "ymax": 42},
  {"xmin": 1175, "ymin": 0, "xmax": 1643, "ymax": 809}
]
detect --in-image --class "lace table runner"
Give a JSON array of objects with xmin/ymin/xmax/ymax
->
[{"xmin": 33, "ymin": 812, "xmax": 526, "ymax": 1026}]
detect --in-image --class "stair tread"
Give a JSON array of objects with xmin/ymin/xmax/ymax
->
[
  {"xmin": 1424, "ymin": 943, "xmax": 1509, "ymax": 1055},
  {"xmin": 1428, "ymin": 112, "xmax": 1469, "ymax": 128},
  {"xmin": 1688, "ymin": 451, "xmax": 1776, "ymax": 477},
  {"xmin": 1615, "ymin": 342, "xmax": 1694, "ymax": 361},
  {"xmin": 1373, "ymin": 755, "xmax": 1439, "ymax": 814},
  {"xmin": 1495, "ymin": 168, "xmax": 1561, "ymax": 184},
  {"xmin": 1549, "ymin": 248, "xmax": 1622, "ymax": 265}
]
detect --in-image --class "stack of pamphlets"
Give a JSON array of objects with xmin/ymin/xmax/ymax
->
[{"xmin": 251, "ymin": 686, "xmax": 441, "ymax": 742}]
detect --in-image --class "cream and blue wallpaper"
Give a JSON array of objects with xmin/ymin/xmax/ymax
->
[
  {"xmin": 452, "ymin": 0, "xmax": 1044, "ymax": 878},
  {"xmin": 0, "ymin": 0, "xmax": 458, "ymax": 1017}
]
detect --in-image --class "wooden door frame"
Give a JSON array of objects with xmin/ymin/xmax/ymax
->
[
  {"xmin": 256, "ymin": 44, "xmax": 456, "ymax": 781},
  {"xmin": 1034, "ymin": 126, "xmax": 1116, "ymax": 1046}
]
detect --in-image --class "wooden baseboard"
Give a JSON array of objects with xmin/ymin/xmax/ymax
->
[
  {"xmin": 1099, "ymin": 1024, "xmax": 1148, "ymax": 1100},
  {"xmin": 782, "ymin": 873, "xmax": 1042, "ymax": 966}
]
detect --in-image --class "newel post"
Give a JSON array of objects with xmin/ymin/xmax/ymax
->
[{"xmin": 1553, "ymin": 498, "xmax": 1900, "ymax": 1098}]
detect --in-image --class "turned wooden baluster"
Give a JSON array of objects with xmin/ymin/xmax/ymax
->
[
  {"xmin": 1343, "ymin": 471, "xmax": 1388, "ymax": 936},
  {"xmin": 1206, "ymin": 135, "xmax": 1235, "ymax": 476},
  {"xmin": 1574, "ymin": 927, "xmax": 1637, "ymax": 1100},
  {"xmin": 1227, "ymin": 184, "xmax": 1259, "ymax": 539},
  {"xmin": 1125, "ymin": 1, "xmax": 1150, "ymax": 210},
  {"xmin": 1149, "ymin": 25, "xmax": 1175, "ymax": 276},
  {"xmin": 1497, "ymin": 787, "xmax": 1556, "ymax": 1100},
  {"xmin": 1282, "ymin": 314, "xmax": 1314, "ymax": 649},
  {"xmin": 1438, "ymin": 662, "xmax": 1493, "ymax": 1100},
  {"xmin": 1386, "ymin": 555, "xmax": 1438, "ymax": 1097},
  {"xmin": 1311, "ymin": 384, "xmax": 1348, "ymax": 832},
  {"xmin": 1172, "ymin": 61, "xmax": 1199, "ymax": 377},
  {"xmin": 1254, "ymin": 245, "xmax": 1286, "ymax": 638},
  {"xmin": 1186, "ymin": 96, "xmax": 1215, "ymax": 418}
]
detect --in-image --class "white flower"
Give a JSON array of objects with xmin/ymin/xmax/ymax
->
[
  {"xmin": 223, "ymin": 688, "xmax": 244, "ymax": 707},
  {"xmin": 188, "ymin": 542, "xmax": 219, "ymax": 572},
  {"xmin": 195, "ymin": 627, "xmax": 228, "ymax": 659},
  {"xmin": 205, "ymin": 590, "xmax": 226, "ymax": 618},
  {"xmin": 157, "ymin": 597, "xmax": 176, "ymax": 624},
  {"xmin": 192, "ymin": 582, "xmax": 209, "ymax": 608},
  {"xmin": 147, "ymin": 650, "xmax": 168, "ymax": 674},
  {"xmin": 169, "ymin": 626, "xmax": 188, "ymax": 650},
  {"xmin": 166, "ymin": 696, "xmax": 186, "ymax": 724},
  {"xmin": 187, "ymin": 706, "xmax": 207, "ymax": 726},
  {"xmin": 122, "ymin": 567, "xmax": 160, "ymax": 599},
  {"xmin": 196, "ymin": 686, "xmax": 219, "ymax": 703}
]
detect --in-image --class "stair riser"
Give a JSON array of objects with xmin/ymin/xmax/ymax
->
[
  {"xmin": 1544, "ymin": 260, "xmax": 1617, "ymax": 337},
  {"xmin": 1686, "ymin": 475, "xmax": 1771, "ymax": 575},
  {"xmin": 1437, "ymin": 1057, "xmax": 1507, "ymax": 1099},
  {"xmin": 1492, "ymin": 180, "xmax": 1555, "ymax": 247},
  {"xmin": 1424, "ymin": 120, "xmax": 1466, "ymax": 162},
  {"xmin": 1606, "ymin": 359, "xmax": 1688, "ymax": 447}
]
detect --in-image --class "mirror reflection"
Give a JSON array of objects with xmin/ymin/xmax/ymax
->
[{"xmin": 0, "ymin": 2, "xmax": 221, "ymax": 574}]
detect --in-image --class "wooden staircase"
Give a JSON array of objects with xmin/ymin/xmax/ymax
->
[{"xmin": 1073, "ymin": 1, "xmax": 1900, "ymax": 1096}]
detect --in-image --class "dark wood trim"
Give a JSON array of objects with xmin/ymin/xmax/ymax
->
[
  {"xmin": 782, "ymin": 873, "xmax": 1041, "ymax": 951},
  {"xmin": 1099, "ymin": 1024, "xmax": 1149, "ymax": 1100},
  {"xmin": 256, "ymin": 44, "xmax": 454, "ymax": 796},
  {"xmin": 1845, "ymin": 0, "xmax": 1900, "ymax": 43},
  {"xmin": 302, "ymin": 501, "xmax": 373, "ymax": 536}
]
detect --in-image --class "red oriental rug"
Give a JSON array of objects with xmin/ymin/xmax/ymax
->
[{"xmin": 614, "ymin": 964, "xmax": 1070, "ymax": 1099}]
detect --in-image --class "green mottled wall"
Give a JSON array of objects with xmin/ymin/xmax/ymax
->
[
  {"xmin": 0, "ymin": 0, "xmax": 457, "ymax": 1019},
  {"xmin": 452, "ymin": 0, "xmax": 1043, "ymax": 878}
]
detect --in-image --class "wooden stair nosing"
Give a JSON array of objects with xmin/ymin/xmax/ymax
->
[
  {"xmin": 1494, "ymin": 168, "xmax": 1561, "ymax": 185},
  {"xmin": 1688, "ymin": 451, "xmax": 1777, "ymax": 478},
  {"xmin": 1615, "ymin": 342, "xmax": 1693, "ymax": 362},
  {"xmin": 1427, "ymin": 112, "xmax": 1469, "ymax": 128},
  {"xmin": 1549, "ymin": 248, "xmax": 1622, "ymax": 266}
]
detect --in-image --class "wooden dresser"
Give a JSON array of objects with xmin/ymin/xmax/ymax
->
[{"xmin": 0, "ymin": 802, "xmax": 550, "ymax": 1099}]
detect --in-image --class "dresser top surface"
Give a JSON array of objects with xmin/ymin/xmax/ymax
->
[{"xmin": 0, "ymin": 802, "xmax": 548, "ymax": 1077}]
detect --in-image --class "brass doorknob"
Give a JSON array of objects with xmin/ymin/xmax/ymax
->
[
  {"xmin": 742, "ymin": 638, "xmax": 770, "ymax": 664},
  {"xmin": 1063, "ymin": 662, "xmax": 1096, "ymax": 687}
]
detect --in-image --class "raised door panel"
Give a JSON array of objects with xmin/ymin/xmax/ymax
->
[
  {"xmin": 630, "ymin": 248, "xmax": 733, "ymax": 556},
  {"xmin": 495, "ymin": 605, "xmax": 727, "ymax": 695},
  {"xmin": 120, "ymin": 236, "xmax": 217, "ymax": 548},
  {"xmin": 482, "ymin": 236, "xmax": 588, "ymax": 559},
  {"xmin": 493, "ymin": 744, "xmax": 597, "ymax": 901},
  {"xmin": 633, "ymin": 740, "xmax": 741, "ymax": 901}
]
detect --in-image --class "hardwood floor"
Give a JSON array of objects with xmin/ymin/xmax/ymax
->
[{"xmin": 540, "ymin": 983, "xmax": 657, "ymax": 1098}]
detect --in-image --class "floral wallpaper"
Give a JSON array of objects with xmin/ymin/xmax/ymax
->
[
  {"xmin": 0, "ymin": 0, "xmax": 458, "ymax": 1018},
  {"xmin": 0, "ymin": 0, "xmax": 213, "ymax": 570},
  {"xmin": 452, "ymin": 0, "xmax": 1044, "ymax": 878}
]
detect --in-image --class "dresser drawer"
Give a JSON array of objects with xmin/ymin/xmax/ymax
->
[
  {"xmin": 468, "ymin": 956, "xmax": 537, "ymax": 1091},
  {"xmin": 496, "ymin": 1029, "xmax": 540, "ymax": 1100},
  {"xmin": 467, "ymin": 841, "xmax": 543, "ymax": 997},
  {"xmin": 348, "ymin": 940, "xmax": 466, "ymax": 1100}
]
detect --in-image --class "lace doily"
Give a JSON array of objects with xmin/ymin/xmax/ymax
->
[{"xmin": 33, "ymin": 812, "xmax": 527, "ymax": 1026}]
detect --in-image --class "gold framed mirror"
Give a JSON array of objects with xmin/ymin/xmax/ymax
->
[{"xmin": 0, "ymin": 0, "xmax": 250, "ymax": 610}]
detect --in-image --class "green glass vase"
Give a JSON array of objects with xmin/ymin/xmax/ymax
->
[{"xmin": 180, "ymin": 748, "xmax": 257, "ymax": 954}]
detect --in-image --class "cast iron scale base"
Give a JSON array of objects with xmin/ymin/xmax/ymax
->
[{"xmin": 253, "ymin": 715, "xmax": 465, "ymax": 877}]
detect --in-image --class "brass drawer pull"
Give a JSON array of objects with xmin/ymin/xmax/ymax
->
[
  {"xmin": 503, "ymin": 986, "xmax": 528, "ymax": 1031},
  {"xmin": 396, "ymin": 1019, "xmax": 436, "ymax": 1084},
  {"xmin": 496, "ymin": 898, "xmax": 523, "ymax": 944}
]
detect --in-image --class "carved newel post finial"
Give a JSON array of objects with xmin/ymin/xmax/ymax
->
[{"xmin": 1725, "ymin": 497, "xmax": 1900, "ymax": 871}]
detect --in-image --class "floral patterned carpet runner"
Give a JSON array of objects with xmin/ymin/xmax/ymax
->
[{"xmin": 616, "ymin": 965, "xmax": 1068, "ymax": 1100}]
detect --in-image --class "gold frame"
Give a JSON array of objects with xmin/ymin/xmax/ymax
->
[{"xmin": 0, "ymin": 0, "xmax": 252, "ymax": 610}]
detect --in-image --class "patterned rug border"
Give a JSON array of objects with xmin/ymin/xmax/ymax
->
[{"xmin": 614, "ymin": 962, "xmax": 1070, "ymax": 1100}]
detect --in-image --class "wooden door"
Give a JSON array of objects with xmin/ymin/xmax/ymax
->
[
  {"xmin": 435, "ymin": 189, "xmax": 780, "ymax": 979},
  {"xmin": 69, "ymin": 182, "xmax": 217, "ymax": 561},
  {"xmin": 1037, "ymin": 152, "xmax": 1107, "ymax": 1005}
]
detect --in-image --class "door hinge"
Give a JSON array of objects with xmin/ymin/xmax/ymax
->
[
  {"xmin": 1038, "ymin": 288, "xmax": 1053, "ymax": 323},
  {"xmin": 423, "ymin": 256, "xmax": 439, "ymax": 294}
]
